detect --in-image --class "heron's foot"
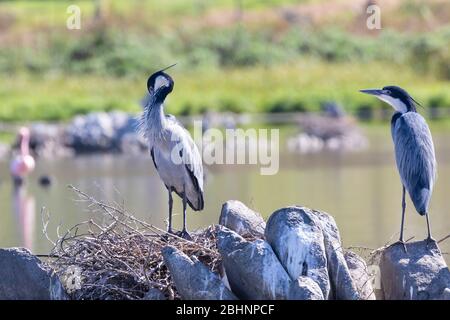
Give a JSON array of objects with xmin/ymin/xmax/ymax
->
[
  {"xmin": 178, "ymin": 229, "xmax": 192, "ymax": 240},
  {"xmin": 425, "ymin": 236, "xmax": 437, "ymax": 249},
  {"xmin": 160, "ymin": 228, "xmax": 174, "ymax": 241},
  {"xmin": 391, "ymin": 240, "xmax": 407, "ymax": 253}
]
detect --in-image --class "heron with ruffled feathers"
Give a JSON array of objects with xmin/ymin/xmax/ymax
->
[{"xmin": 141, "ymin": 64, "xmax": 204, "ymax": 239}]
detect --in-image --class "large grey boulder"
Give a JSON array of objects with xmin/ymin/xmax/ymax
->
[
  {"xmin": 162, "ymin": 246, "xmax": 237, "ymax": 300},
  {"xmin": 287, "ymin": 114, "xmax": 368, "ymax": 154},
  {"xmin": 289, "ymin": 276, "xmax": 324, "ymax": 300},
  {"xmin": 29, "ymin": 123, "xmax": 73, "ymax": 158},
  {"xmin": 65, "ymin": 112, "xmax": 114, "ymax": 152},
  {"xmin": 380, "ymin": 241, "xmax": 450, "ymax": 300},
  {"xmin": 265, "ymin": 207, "xmax": 330, "ymax": 299},
  {"xmin": 437, "ymin": 288, "xmax": 450, "ymax": 300},
  {"xmin": 219, "ymin": 200, "xmax": 265, "ymax": 238},
  {"xmin": 264, "ymin": 206, "xmax": 359, "ymax": 300},
  {"xmin": 65, "ymin": 111, "xmax": 144, "ymax": 154},
  {"xmin": 308, "ymin": 209, "xmax": 360, "ymax": 300},
  {"xmin": 217, "ymin": 226, "xmax": 291, "ymax": 300},
  {"xmin": 0, "ymin": 247, "xmax": 67, "ymax": 300},
  {"xmin": 344, "ymin": 251, "xmax": 376, "ymax": 300},
  {"xmin": 142, "ymin": 288, "xmax": 166, "ymax": 300},
  {"xmin": 7, "ymin": 112, "xmax": 147, "ymax": 158}
]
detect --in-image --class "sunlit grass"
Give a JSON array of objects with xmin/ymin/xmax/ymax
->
[
  {"xmin": 0, "ymin": 132, "xmax": 14, "ymax": 144},
  {"xmin": 0, "ymin": 0, "xmax": 315, "ymax": 31},
  {"xmin": 0, "ymin": 59, "xmax": 448, "ymax": 122}
]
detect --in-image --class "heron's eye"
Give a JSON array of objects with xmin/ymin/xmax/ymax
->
[{"xmin": 385, "ymin": 90, "xmax": 391, "ymax": 95}]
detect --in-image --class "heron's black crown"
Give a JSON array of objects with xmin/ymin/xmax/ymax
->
[{"xmin": 382, "ymin": 85, "xmax": 418, "ymax": 112}]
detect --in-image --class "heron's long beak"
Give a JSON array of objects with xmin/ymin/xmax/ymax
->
[
  {"xmin": 159, "ymin": 63, "xmax": 177, "ymax": 72},
  {"xmin": 359, "ymin": 89, "xmax": 385, "ymax": 96}
]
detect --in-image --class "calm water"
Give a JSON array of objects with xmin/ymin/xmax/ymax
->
[{"xmin": 0, "ymin": 125, "xmax": 449, "ymax": 257}]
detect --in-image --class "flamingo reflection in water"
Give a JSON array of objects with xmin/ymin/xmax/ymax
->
[{"xmin": 12, "ymin": 184, "xmax": 36, "ymax": 251}]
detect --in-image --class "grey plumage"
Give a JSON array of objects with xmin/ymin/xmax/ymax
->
[
  {"xmin": 360, "ymin": 85, "xmax": 437, "ymax": 244},
  {"xmin": 141, "ymin": 67, "xmax": 204, "ymax": 237},
  {"xmin": 148, "ymin": 120, "xmax": 204, "ymax": 211},
  {"xmin": 391, "ymin": 112, "xmax": 436, "ymax": 215}
]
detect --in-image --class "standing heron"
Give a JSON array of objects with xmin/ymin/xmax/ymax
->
[
  {"xmin": 141, "ymin": 64, "xmax": 204, "ymax": 239},
  {"xmin": 360, "ymin": 86, "xmax": 437, "ymax": 247}
]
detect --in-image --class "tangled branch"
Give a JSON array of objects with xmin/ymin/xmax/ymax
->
[{"xmin": 44, "ymin": 185, "xmax": 221, "ymax": 300}]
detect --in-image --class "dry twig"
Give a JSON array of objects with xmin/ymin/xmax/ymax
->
[{"xmin": 44, "ymin": 185, "xmax": 222, "ymax": 300}]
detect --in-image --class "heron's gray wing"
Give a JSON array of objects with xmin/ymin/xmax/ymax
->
[
  {"xmin": 150, "ymin": 147, "xmax": 157, "ymax": 170},
  {"xmin": 181, "ymin": 129, "xmax": 204, "ymax": 193},
  {"xmin": 392, "ymin": 112, "xmax": 436, "ymax": 214},
  {"xmin": 167, "ymin": 121, "xmax": 204, "ymax": 210}
]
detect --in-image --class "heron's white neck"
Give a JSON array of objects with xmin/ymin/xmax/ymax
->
[
  {"xmin": 144, "ymin": 101, "xmax": 168, "ymax": 141},
  {"xmin": 377, "ymin": 94, "xmax": 408, "ymax": 113}
]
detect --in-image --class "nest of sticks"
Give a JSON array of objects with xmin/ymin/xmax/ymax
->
[{"xmin": 44, "ymin": 186, "xmax": 222, "ymax": 300}]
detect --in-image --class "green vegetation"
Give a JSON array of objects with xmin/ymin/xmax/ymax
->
[
  {"xmin": 0, "ymin": 0, "xmax": 449, "ymax": 122},
  {"xmin": 0, "ymin": 131, "xmax": 14, "ymax": 144},
  {"xmin": 1, "ymin": 60, "xmax": 448, "ymax": 122}
]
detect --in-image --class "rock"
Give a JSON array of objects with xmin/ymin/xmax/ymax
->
[
  {"xmin": 29, "ymin": 123, "xmax": 73, "ymax": 158},
  {"xmin": 161, "ymin": 246, "xmax": 237, "ymax": 300},
  {"xmin": 142, "ymin": 288, "xmax": 166, "ymax": 300},
  {"xmin": 65, "ymin": 111, "xmax": 145, "ymax": 154},
  {"xmin": 265, "ymin": 206, "xmax": 330, "ymax": 299},
  {"xmin": 287, "ymin": 114, "xmax": 368, "ymax": 154},
  {"xmin": 65, "ymin": 112, "xmax": 116, "ymax": 152},
  {"xmin": 287, "ymin": 133, "xmax": 324, "ymax": 154},
  {"xmin": 264, "ymin": 206, "xmax": 359, "ymax": 300},
  {"xmin": 309, "ymin": 209, "xmax": 360, "ymax": 300},
  {"xmin": 344, "ymin": 251, "xmax": 376, "ymax": 300},
  {"xmin": 217, "ymin": 226, "xmax": 291, "ymax": 300},
  {"xmin": 289, "ymin": 276, "xmax": 324, "ymax": 300},
  {"xmin": 380, "ymin": 241, "xmax": 450, "ymax": 300},
  {"xmin": 219, "ymin": 200, "xmax": 265, "ymax": 238},
  {"xmin": 6, "ymin": 112, "xmax": 148, "ymax": 158},
  {"xmin": 0, "ymin": 247, "xmax": 67, "ymax": 300},
  {"xmin": 9, "ymin": 115, "xmax": 143, "ymax": 158},
  {"xmin": 10, "ymin": 123, "xmax": 72, "ymax": 158},
  {"xmin": 437, "ymin": 288, "xmax": 450, "ymax": 300}
]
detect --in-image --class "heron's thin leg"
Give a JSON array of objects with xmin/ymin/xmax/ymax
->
[
  {"xmin": 182, "ymin": 186, "xmax": 188, "ymax": 234},
  {"xmin": 425, "ymin": 213, "xmax": 434, "ymax": 242},
  {"xmin": 180, "ymin": 187, "xmax": 192, "ymax": 239},
  {"xmin": 425, "ymin": 213, "xmax": 438, "ymax": 251},
  {"xmin": 392, "ymin": 186, "xmax": 408, "ymax": 253},
  {"xmin": 168, "ymin": 190, "xmax": 173, "ymax": 234},
  {"xmin": 399, "ymin": 186, "xmax": 406, "ymax": 242}
]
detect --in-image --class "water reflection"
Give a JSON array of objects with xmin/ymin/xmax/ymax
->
[
  {"xmin": 12, "ymin": 183, "xmax": 36, "ymax": 251},
  {"xmin": 0, "ymin": 125, "xmax": 449, "ymax": 258}
]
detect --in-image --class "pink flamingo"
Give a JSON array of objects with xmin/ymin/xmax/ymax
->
[{"xmin": 10, "ymin": 127, "xmax": 35, "ymax": 182}]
